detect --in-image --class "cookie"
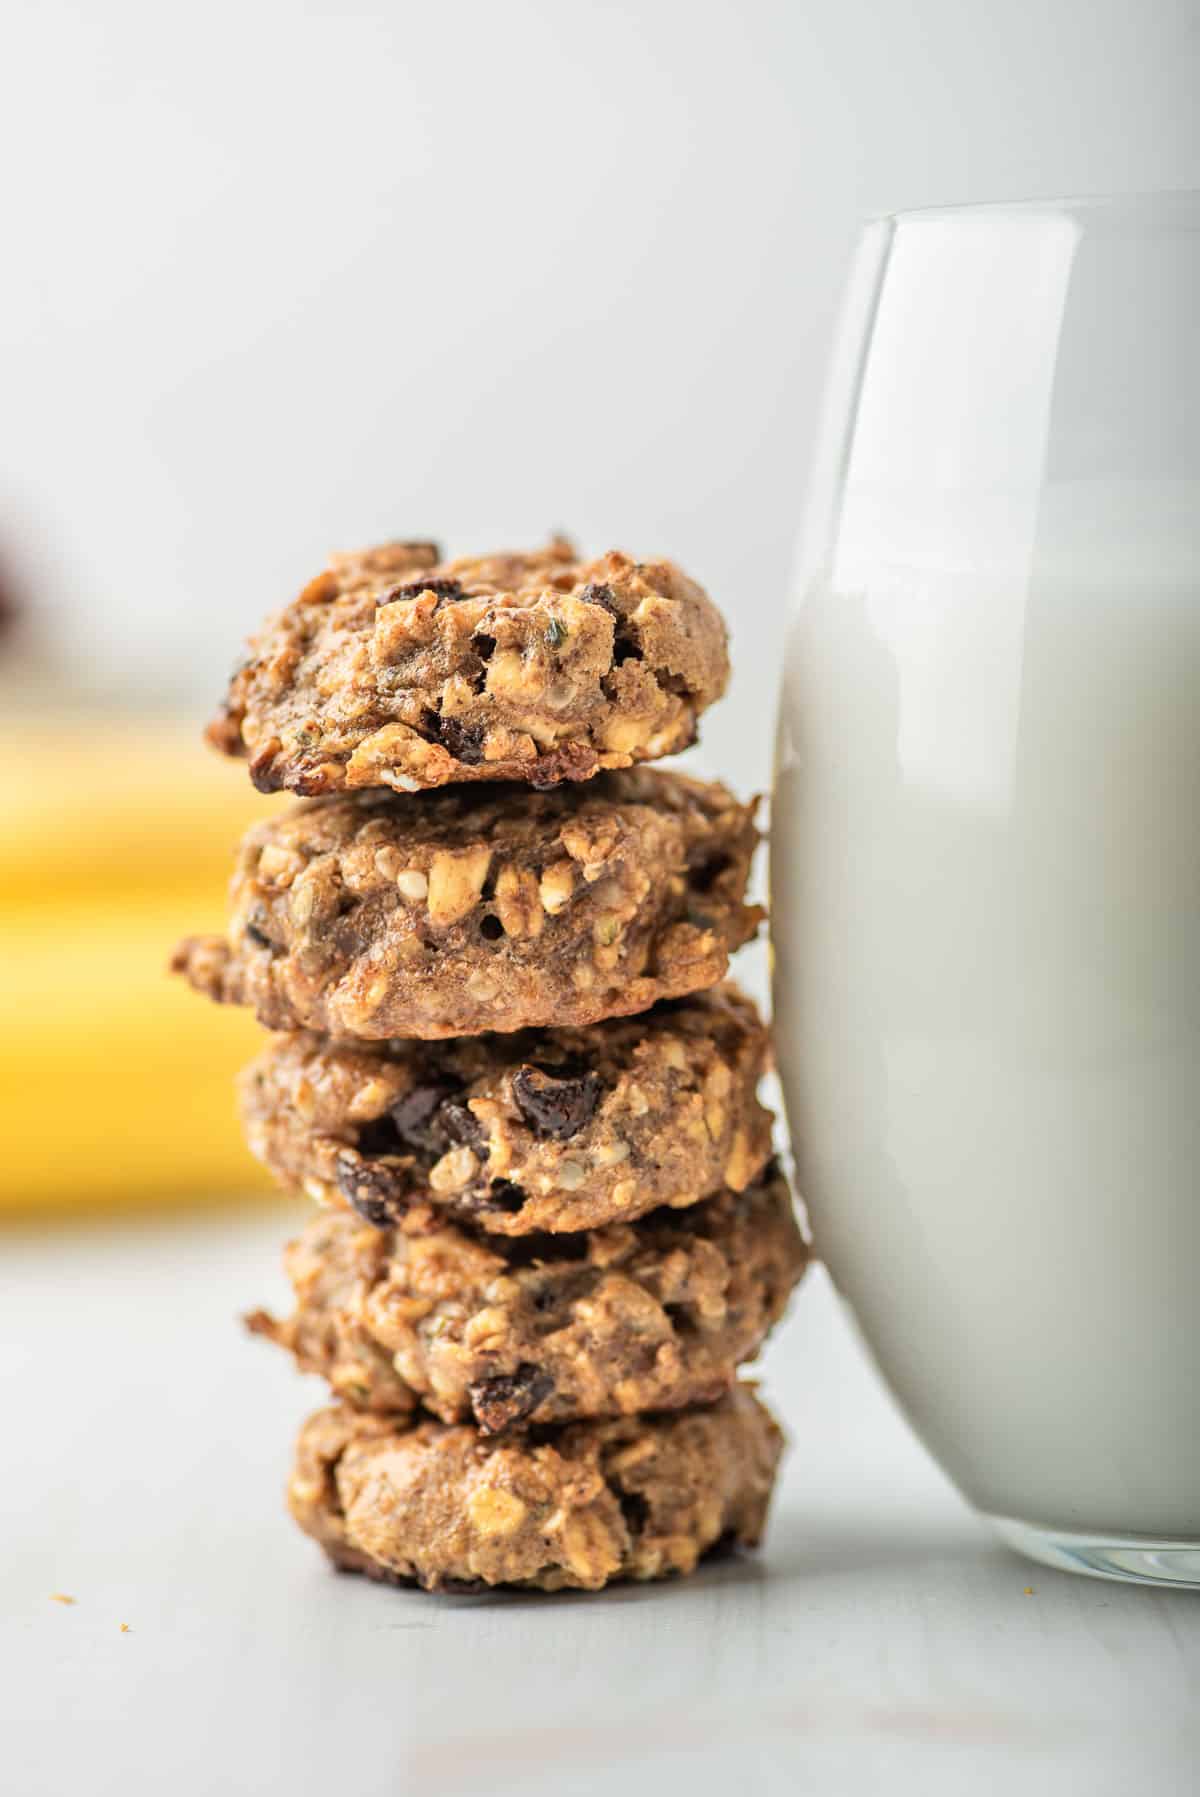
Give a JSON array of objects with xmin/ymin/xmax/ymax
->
[
  {"xmin": 208, "ymin": 537, "xmax": 730, "ymax": 795},
  {"xmin": 248, "ymin": 1165, "xmax": 806, "ymax": 1427},
  {"xmin": 288, "ymin": 1384, "xmax": 782, "ymax": 1593},
  {"xmin": 173, "ymin": 769, "xmax": 761, "ymax": 1040},
  {"xmin": 239, "ymin": 984, "xmax": 773, "ymax": 1234}
]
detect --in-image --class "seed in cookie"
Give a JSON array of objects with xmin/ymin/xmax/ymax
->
[
  {"xmin": 288, "ymin": 1385, "xmax": 783, "ymax": 1592},
  {"xmin": 206, "ymin": 537, "xmax": 730, "ymax": 794},
  {"xmin": 172, "ymin": 769, "xmax": 762, "ymax": 1041},
  {"xmin": 234, "ymin": 984, "xmax": 773, "ymax": 1234},
  {"xmin": 249, "ymin": 1167, "xmax": 806, "ymax": 1429}
]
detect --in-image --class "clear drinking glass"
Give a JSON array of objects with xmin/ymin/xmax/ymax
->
[{"xmin": 772, "ymin": 192, "xmax": 1200, "ymax": 1587}]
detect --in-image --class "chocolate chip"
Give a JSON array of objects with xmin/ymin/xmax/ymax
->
[
  {"xmin": 511, "ymin": 1065, "xmax": 602, "ymax": 1141},
  {"xmin": 379, "ymin": 577, "xmax": 466, "ymax": 607},
  {"xmin": 387, "ymin": 1082, "xmax": 456, "ymax": 1154},
  {"xmin": 618, "ymin": 1489, "xmax": 650, "ymax": 1537},
  {"xmin": 244, "ymin": 920, "xmax": 273, "ymax": 950},
  {"xmin": 469, "ymin": 1363, "xmax": 556, "ymax": 1434},
  {"xmin": 578, "ymin": 581, "xmax": 619, "ymax": 616},
  {"xmin": 291, "ymin": 769, "xmax": 330, "ymax": 798},
  {"xmin": 501, "ymin": 1230, "xmax": 589, "ymax": 1270},
  {"xmin": 366, "ymin": 1083, "xmax": 492, "ymax": 1169},
  {"xmin": 335, "ymin": 1154, "xmax": 407, "ymax": 1228},
  {"xmin": 479, "ymin": 914, "xmax": 504, "ymax": 941},
  {"xmin": 689, "ymin": 852, "xmax": 731, "ymax": 893},
  {"xmin": 480, "ymin": 1178, "xmax": 527, "ymax": 1213},
  {"xmin": 578, "ymin": 582, "xmax": 641, "ymax": 663},
  {"xmin": 248, "ymin": 747, "xmax": 282, "ymax": 793},
  {"xmin": 472, "ymin": 632, "xmax": 496, "ymax": 661},
  {"xmin": 437, "ymin": 717, "xmax": 486, "ymax": 765},
  {"xmin": 440, "ymin": 1101, "xmax": 486, "ymax": 1156},
  {"xmin": 356, "ymin": 1114, "xmax": 403, "ymax": 1157}
]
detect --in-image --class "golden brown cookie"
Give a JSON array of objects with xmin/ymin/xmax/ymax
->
[
  {"xmin": 289, "ymin": 1384, "xmax": 782, "ymax": 1593},
  {"xmin": 248, "ymin": 1166, "xmax": 806, "ymax": 1427},
  {"xmin": 239, "ymin": 985, "xmax": 773, "ymax": 1234},
  {"xmin": 173, "ymin": 770, "xmax": 761, "ymax": 1040},
  {"xmin": 209, "ymin": 537, "xmax": 730, "ymax": 795}
]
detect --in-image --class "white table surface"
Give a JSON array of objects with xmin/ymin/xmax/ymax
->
[{"xmin": 3, "ymin": 1202, "xmax": 1196, "ymax": 1797}]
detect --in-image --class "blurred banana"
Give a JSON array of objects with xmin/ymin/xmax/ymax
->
[{"xmin": 0, "ymin": 721, "xmax": 279, "ymax": 1210}]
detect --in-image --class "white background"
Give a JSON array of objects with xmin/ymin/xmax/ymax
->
[{"xmin": 4, "ymin": 0, "xmax": 1199, "ymax": 791}]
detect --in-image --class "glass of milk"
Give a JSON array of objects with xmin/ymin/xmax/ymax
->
[{"xmin": 772, "ymin": 193, "xmax": 1200, "ymax": 1587}]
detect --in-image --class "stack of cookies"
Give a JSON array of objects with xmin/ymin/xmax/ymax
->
[{"xmin": 175, "ymin": 536, "xmax": 808, "ymax": 1594}]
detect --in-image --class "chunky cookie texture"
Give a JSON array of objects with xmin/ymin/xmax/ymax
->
[
  {"xmin": 208, "ymin": 537, "xmax": 730, "ymax": 795},
  {"xmin": 238, "ymin": 985, "xmax": 773, "ymax": 1234},
  {"xmin": 289, "ymin": 1384, "xmax": 782, "ymax": 1592},
  {"xmin": 172, "ymin": 770, "xmax": 761, "ymax": 1040},
  {"xmin": 248, "ymin": 1166, "xmax": 806, "ymax": 1428}
]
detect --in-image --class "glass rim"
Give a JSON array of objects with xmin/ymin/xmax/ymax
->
[{"xmin": 864, "ymin": 186, "xmax": 1200, "ymax": 228}]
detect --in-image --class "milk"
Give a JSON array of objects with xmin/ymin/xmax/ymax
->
[{"xmin": 772, "ymin": 479, "xmax": 1200, "ymax": 1538}]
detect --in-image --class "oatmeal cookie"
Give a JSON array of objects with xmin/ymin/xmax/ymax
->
[
  {"xmin": 208, "ymin": 537, "xmax": 729, "ymax": 795},
  {"xmin": 289, "ymin": 1384, "xmax": 782, "ymax": 1592},
  {"xmin": 173, "ymin": 770, "xmax": 761, "ymax": 1040},
  {"xmin": 248, "ymin": 1166, "xmax": 805, "ymax": 1427},
  {"xmin": 239, "ymin": 985, "xmax": 773, "ymax": 1234}
]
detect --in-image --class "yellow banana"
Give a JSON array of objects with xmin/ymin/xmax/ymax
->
[{"xmin": 0, "ymin": 722, "xmax": 279, "ymax": 1210}]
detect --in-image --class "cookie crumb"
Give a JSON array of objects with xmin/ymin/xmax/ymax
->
[
  {"xmin": 50, "ymin": 1593, "xmax": 76, "ymax": 1605},
  {"xmin": 1023, "ymin": 1586, "xmax": 1035, "ymax": 1595},
  {"xmin": 120, "ymin": 1622, "xmax": 131, "ymax": 1633}
]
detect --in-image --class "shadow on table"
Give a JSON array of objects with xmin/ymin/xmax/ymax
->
[
  {"xmin": 414, "ymin": 1503, "xmax": 1200, "ymax": 1623},
  {"xmin": 766, "ymin": 1506, "xmax": 1013, "ymax": 1584},
  {"xmin": 417, "ymin": 1507, "xmax": 1022, "ymax": 1616}
]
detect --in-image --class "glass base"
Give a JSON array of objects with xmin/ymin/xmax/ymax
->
[{"xmin": 989, "ymin": 1515, "xmax": 1200, "ymax": 1589}]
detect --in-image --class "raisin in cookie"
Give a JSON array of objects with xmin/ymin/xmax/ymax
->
[
  {"xmin": 240, "ymin": 985, "xmax": 772, "ymax": 1234},
  {"xmin": 208, "ymin": 537, "xmax": 729, "ymax": 795},
  {"xmin": 173, "ymin": 770, "xmax": 761, "ymax": 1040},
  {"xmin": 289, "ymin": 1384, "xmax": 782, "ymax": 1593},
  {"xmin": 249, "ymin": 1166, "xmax": 806, "ymax": 1427}
]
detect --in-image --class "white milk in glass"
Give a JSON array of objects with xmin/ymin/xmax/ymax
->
[{"xmin": 772, "ymin": 204, "xmax": 1200, "ymax": 1553}]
